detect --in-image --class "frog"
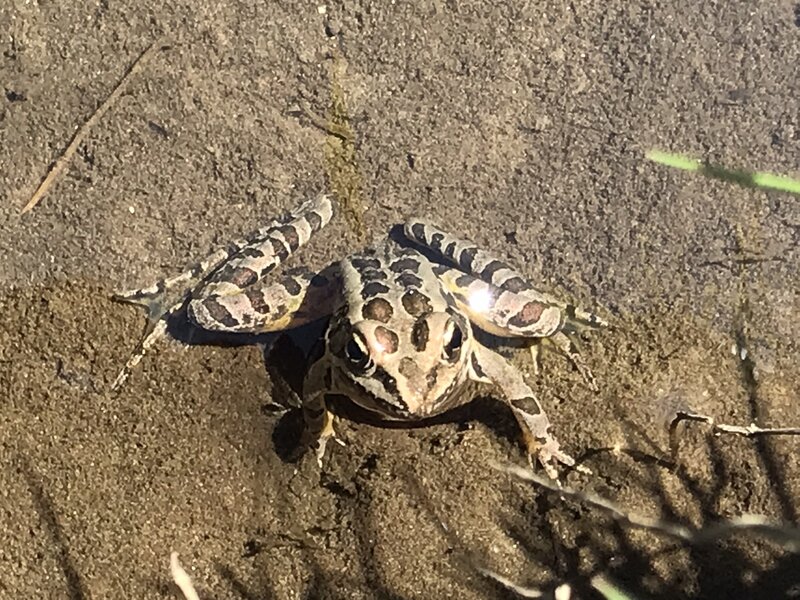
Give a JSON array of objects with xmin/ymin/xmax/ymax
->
[{"xmin": 113, "ymin": 194, "xmax": 606, "ymax": 477}]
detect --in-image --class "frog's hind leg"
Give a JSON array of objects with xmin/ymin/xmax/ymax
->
[
  {"xmin": 403, "ymin": 220, "xmax": 606, "ymax": 326},
  {"xmin": 188, "ymin": 265, "xmax": 339, "ymax": 333},
  {"xmin": 112, "ymin": 194, "xmax": 334, "ymax": 390},
  {"xmin": 114, "ymin": 195, "xmax": 332, "ymax": 308},
  {"xmin": 436, "ymin": 267, "xmax": 600, "ymax": 391},
  {"xmin": 403, "ymin": 219, "xmax": 605, "ymax": 389}
]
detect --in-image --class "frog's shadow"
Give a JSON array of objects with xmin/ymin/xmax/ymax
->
[{"xmin": 268, "ymin": 395, "xmax": 524, "ymax": 465}]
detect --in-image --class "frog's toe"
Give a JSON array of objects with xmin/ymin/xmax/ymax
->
[
  {"xmin": 302, "ymin": 410, "xmax": 345, "ymax": 467},
  {"xmin": 523, "ymin": 432, "xmax": 575, "ymax": 481},
  {"xmin": 314, "ymin": 431, "xmax": 346, "ymax": 468}
]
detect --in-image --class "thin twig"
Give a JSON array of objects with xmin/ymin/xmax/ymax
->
[
  {"xmin": 715, "ymin": 422, "xmax": 800, "ymax": 436},
  {"xmin": 20, "ymin": 39, "xmax": 165, "ymax": 214},
  {"xmin": 667, "ymin": 407, "xmax": 800, "ymax": 462},
  {"xmin": 477, "ymin": 567, "xmax": 546, "ymax": 598},
  {"xmin": 492, "ymin": 461, "xmax": 800, "ymax": 551},
  {"xmin": 669, "ymin": 410, "xmax": 800, "ymax": 459}
]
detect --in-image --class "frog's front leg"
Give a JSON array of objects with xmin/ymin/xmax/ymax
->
[
  {"xmin": 300, "ymin": 351, "xmax": 341, "ymax": 466},
  {"xmin": 469, "ymin": 343, "xmax": 575, "ymax": 479}
]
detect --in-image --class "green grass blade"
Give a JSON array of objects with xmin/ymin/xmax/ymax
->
[
  {"xmin": 646, "ymin": 150, "xmax": 702, "ymax": 172},
  {"xmin": 592, "ymin": 575, "xmax": 638, "ymax": 600},
  {"xmin": 646, "ymin": 150, "xmax": 800, "ymax": 195}
]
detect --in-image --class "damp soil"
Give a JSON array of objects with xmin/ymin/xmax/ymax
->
[{"xmin": 1, "ymin": 1, "xmax": 799, "ymax": 599}]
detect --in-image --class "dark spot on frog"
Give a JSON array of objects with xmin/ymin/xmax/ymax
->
[
  {"xmin": 306, "ymin": 210, "xmax": 323, "ymax": 232},
  {"xmin": 510, "ymin": 397, "xmax": 543, "ymax": 415},
  {"xmin": 269, "ymin": 237, "xmax": 290, "ymax": 261},
  {"xmin": 394, "ymin": 272, "xmax": 423, "ymax": 288},
  {"xmin": 282, "ymin": 276, "xmax": 302, "ymax": 296},
  {"xmin": 389, "ymin": 257, "xmax": 420, "ymax": 273},
  {"xmin": 410, "ymin": 222, "xmax": 426, "ymax": 243},
  {"xmin": 508, "ymin": 301, "xmax": 546, "ymax": 328},
  {"xmin": 351, "ymin": 256, "xmax": 382, "ymax": 271},
  {"xmin": 197, "ymin": 296, "xmax": 238, "ymax": 328},
  {"xmin": 360, "ymin": 268, "xmax": 388, "ymax": 283},
  {"xmin": 362, "ymin": 297, "xmax": 394, "ymax": 322},
  {"xmin": 374, "ymin": 326, "xmax": 399, "ymax": 354},
  {"xmin": 361, "ymin": 281, "xmax": 390, "ymax": 299},
  {"xmin": 502, "ymin": 277, "xmax": 531, "ymax": 293},
  {"xmin": 480, "ymin": 260, "xmax": 509, "ymax": 281},
  {"xmin": 458, "ymin": 247, "xmax": 477, "ymax": 271},
  {"xmin": 401, "ymin": 289, "xmax": 432, "ymax": 317},
  {"xmin": 277, "ymin": 225, "xmax": 301, "ymax": 251},
  {"xmin": 411, "ymin": 317, "xmax": 429, "ymax": 351},
  {"xmin": 217, "ymin": 265, "xmax": 258, "ymax": 288}
]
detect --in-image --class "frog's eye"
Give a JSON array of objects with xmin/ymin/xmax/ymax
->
[
  {"xmin": 442, "ymin": 319, "xmax": 464, "ymax": 362},
  {"xmin": 345, "ymin": 334, "xmax": 374, "ymax": 371}
]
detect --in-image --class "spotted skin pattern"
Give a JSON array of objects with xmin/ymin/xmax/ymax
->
[{"xmin": 114, "ymin": 195, "xmax": 606, "ymax": 478}]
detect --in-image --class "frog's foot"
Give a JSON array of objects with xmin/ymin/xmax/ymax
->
[
  {"xmin": 299, "ymin": 408, "xmax": 345, "ymax": 467},
  {"xmin": 537, "ymin": 331, "xmax": 599, "ymax": 392},
  {"xmin": 528, "ymin": 342, "xmax": 542, "ymax": 375},
  {"xmin": 112, "ymin": 275, "xmax": 204, "ymax": 391},
  {"xmin": 111, "ymin": 287, "xmax": 189, "ymax": 391},
  {"xmin": 510, "ymin": 397, "xmax": 576, "ymax": 480},
  {"xmin": 111, "ymin": 317, "xmax": 171, "ymax": 391},
  {"xmin": 113, "ymin": 284, "xmax": 169, "ymax": 314},
  {"xmin": 112, "ymin": 241, "xmax": 259, "ymax": 391},
  {"xmin": 113, "ymin": 240, "xmax": 238, "ymax": 312},
  {"xmin": 521, "ymin": 425, "xmax": 576, "ymax": 481},
  {"xmin": 315, "ymin": 411, "xmax": 347, "ymax": 467}
]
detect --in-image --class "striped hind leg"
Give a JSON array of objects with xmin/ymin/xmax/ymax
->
[
  {"xmin": 112, "ymin": 194, "xmax": 334, "ymax": 390},
  {"xmin": 435, "ymin": 266, "xmax": 600, "ymax": 390},
  {"xmin": 404, "ymin": 220, "xmax": 606, "ymax": 389},
  {"xmin": 188, "ymin": 265, "xmax": 339, "ymax": 333},
  {"xmin": 404, "ymin": 220, "xmax": 606, "ymax": 326}
]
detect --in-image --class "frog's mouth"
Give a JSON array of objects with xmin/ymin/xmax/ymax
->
[
  {"xmin": 331, "ymin": 368, "xmax": 414, "ymax": 421},
  {"xmin": 344, "ymin": 373, "xmax": 469, "ymax": 423}
]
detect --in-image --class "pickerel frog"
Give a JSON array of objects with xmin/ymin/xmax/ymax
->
[{"xmin": 114, "ymin": 195, "xmax": 606, "ymax": 477}]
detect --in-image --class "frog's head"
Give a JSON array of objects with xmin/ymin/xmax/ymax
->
[{"xmin": 328, "ymin": 306, "xmax": 474, "ymax": 420}]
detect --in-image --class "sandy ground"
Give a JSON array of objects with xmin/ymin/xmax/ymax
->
[{"xmin": 1, "ymin": 1, "xmax": 799, "ymax": 598}]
